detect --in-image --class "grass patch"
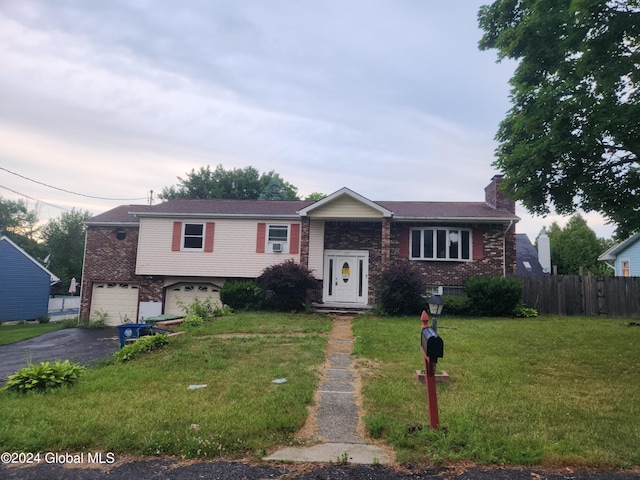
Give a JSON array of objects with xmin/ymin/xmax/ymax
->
[
  {"xmin": 179, "ymin": 311, "xmax": 332, "ymax": 336},
  {"xmin": 353, "ymin": 315, "xmax": 640, "ymax": 468},
  {"xmin": 0, "ymin": 321, "xmax": 70, "ymax": 345},
  {"xmin": 0, "ymin": 313, "xmax": 330, "ymax": 458}
]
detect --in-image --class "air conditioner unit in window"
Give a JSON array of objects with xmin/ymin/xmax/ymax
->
[{"xmin": 272, "ymin": 243, "xmax": 283, "ymax": 252}]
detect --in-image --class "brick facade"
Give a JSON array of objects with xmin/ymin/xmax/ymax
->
[
  {"xmin": 318, "ymin": 220, "xmax": 516, "ymax": 303},
  {"xmin": 80, "ymin": 226, "xmax": 163, "ymax": 321}
]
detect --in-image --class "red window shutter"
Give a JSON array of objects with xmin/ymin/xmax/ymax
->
[
  {"xmin": 171, "ymin": 222, "xmax": 182, "ymax": 251},
  {"xmin": 290, "ymin": 224, "xmax": 300, "ymax": 254},
  {"xmin": 399, "ymin": 227, "xmax": 409, "ymax": 258},
  {"xmin": 256, "ymin": 223, "xmax": 266, "ymax": 253},
  {"xmin": 472, "ymin": 229, "xmax": 484, "ymax": 260},
  {"xmin": 204, "ymin": 222, "xmax": 215, "ymax": 252}
]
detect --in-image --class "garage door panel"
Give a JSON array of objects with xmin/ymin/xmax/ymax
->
[
  {"xmin": 91, "ymin": 283, "xmax": 139, "ymax": 326},
  {"xmin": 165, "ymin": 284, "xmax": 221, "ymax": 316}
]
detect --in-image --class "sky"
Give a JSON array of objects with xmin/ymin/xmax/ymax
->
[{"xmin": 0, "ymin": 0, "xmax": 616, "ymax": 242}]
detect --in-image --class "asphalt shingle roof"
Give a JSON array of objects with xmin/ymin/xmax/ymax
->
[{"xmin": 86, "ymin": 198, "xmax": 519, "ymax": 224}]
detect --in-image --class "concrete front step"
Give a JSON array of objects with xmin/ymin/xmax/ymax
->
[
  {"xmin": 312, "ymin": 303, "xmax": 373, "ymax": 315},
  {"xmin": 263, "ymin": 442, "xmax": 393, "ymax": 464}
]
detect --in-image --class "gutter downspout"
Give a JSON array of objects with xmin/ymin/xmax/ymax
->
[{"xmin": 503, "ymin": 220, "xmax": 515, "ymax": 277}]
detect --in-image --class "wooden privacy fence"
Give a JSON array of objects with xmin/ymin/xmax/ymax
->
[{"xmin": 516, "ymin": 275, "xmax": 640, "ymax": 317}]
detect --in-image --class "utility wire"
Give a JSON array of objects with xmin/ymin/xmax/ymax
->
[
  {"xmin": 0, "ymin": 166, "xmax": 148, "ymax": 201},
  {"xmin": 0, "ymin": 184, "xmax": 70, "ymax": 211}
]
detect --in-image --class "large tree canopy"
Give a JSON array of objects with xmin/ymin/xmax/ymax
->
[
  {"xmin": 160, "ymin": 165, "xmax": 299, "ymax": 200},
  {"xmin": 478, "ymin": 0, "xmax": 640, "ymax": 236}
]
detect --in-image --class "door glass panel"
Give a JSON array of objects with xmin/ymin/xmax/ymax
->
[
  {"xmin": 342, "ymin": 262, "xmax": 350, "ymax": 283},
  {"xmin": 328, "ymin": 259, "xmax": 333, "ymax": 295}
]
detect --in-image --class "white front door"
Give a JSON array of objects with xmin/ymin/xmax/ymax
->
[{"xmin": 323, "ymin": 250, "xmax": 369, "ymax": 304}]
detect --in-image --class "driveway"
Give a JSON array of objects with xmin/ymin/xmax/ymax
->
[{"xmin": 0, "ymin": 328, "xmax": 120, "ymax": 384}]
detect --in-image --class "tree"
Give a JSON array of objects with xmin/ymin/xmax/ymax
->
[
  {"xmin": 478, "ymin": 1, "xmax": 640, "ymax": 237},
  {"xmin": 41, "ymin": 209, "xmax": 93, "ymax": 293},
  {"xmin": 546, "ymin": 214, "xmax": 612, "ymax": 275},
  {"xmin": 0, "ymin": 196, "xmax": 46, "ymax": 260},
  {"xmin": 159, "ymin": 165, "xmax": 299, "ymax": 200},
  {"xmin": 258, "ymin": 178, "xmax": 289, "ymax": 200},
  {"xmin": 304, "ymin": 192, "xmax": 326, "ymax": 201}
]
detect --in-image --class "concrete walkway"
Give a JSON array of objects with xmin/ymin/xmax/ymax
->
[{"xmin": 264, "ymin": 317, "xmax": 394, "ymax": 465}]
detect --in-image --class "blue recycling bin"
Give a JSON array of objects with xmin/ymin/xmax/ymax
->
[{"xmin": 117, "ymin": 323, "xmax": 150, "ymax": 348}]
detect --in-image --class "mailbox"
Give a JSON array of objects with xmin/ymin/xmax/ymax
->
[{"xmin": 421, "ymin": 327, "xmax": 443, "ymax": 363}]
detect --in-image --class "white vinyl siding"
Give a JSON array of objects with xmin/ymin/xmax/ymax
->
[
  {"xmin": 308, "ymin": 220, "xmax": 325, "ymax": 279},
  {"xmin": 307, "ymin": 196, "xmax": 384, "ymax": 219},
  {"xmin": 136, "ymin": 217, "xmax": 300, "ymax": 278}
]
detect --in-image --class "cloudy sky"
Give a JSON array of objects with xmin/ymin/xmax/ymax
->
[{"xmin": 0, "ymin": 0, "xmax": 615, "ymax": 241}]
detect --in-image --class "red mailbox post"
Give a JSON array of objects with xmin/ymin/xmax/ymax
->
[{"xmin": 420, "ymin": 310, "xmax": 443, "ymax": 430}]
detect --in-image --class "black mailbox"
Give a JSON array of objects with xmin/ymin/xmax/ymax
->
[{"xmin": 421, "ymin": 327, "xmax": 444, "ymax": 362}]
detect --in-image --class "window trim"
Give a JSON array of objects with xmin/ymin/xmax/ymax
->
[
  {"xmin": 409, "ymin": 227, "xmax": 472, "ymax": 261},
  {"xmin": 621, "ymin": 259, "xmax": 631, "ymax": 277},
  {"xmin": 182, "ymin": 222, "xmax": 205, "ymax": 251},
  {"xmin": 267, "ymin": 224, "xmax": 289, "ymax": 253}
]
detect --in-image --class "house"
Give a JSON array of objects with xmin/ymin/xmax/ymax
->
[
  {"xmin": 515, "ymin": 228, "xmax": 550, "ymax": 275},
  {"xmin": 598, "ymin": 233, "xmax": 640, "ymax": 276},
  {"xmin": 79, "ymin": 175, "xmax": 519, "ymax": 325},
  {"xmin": 0, "ymin": 235, "xmax": 60, "ymax": 322},
  {"xmin": 515, "ymin": 234, "xmax": 545, "ymax": 275}
]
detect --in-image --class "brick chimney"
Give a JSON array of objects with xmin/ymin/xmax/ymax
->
[{"xmin": 485, "ymin": 175, "xmax": 515, "ymax": 213}]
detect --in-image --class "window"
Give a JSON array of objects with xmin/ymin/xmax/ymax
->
[
  {"xmin": 622, "ymin": 260, "xmax": 631, "ymax": 277},
  {"xmin": 268, "ymin": 225, "xmax": 288, "ymax": 242},
  {"xmin": 267, "ymin": 225, "xmax": 288, "ymax": 253},
  {"xmin": 183, "ymin": 223, "xmax": 204, "ymax": 250},
  {"xmin": 410, "ymin": 228, "xmax": 471, "ymax": 261}
]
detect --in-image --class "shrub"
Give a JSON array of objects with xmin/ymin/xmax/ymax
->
[
  {"xmin": 441, "ymin": 295, "xmax": 472, "ymax": 316},
  {"xmin": 513, "ymin": 304, "xmax": 538, "ymax": 318},
  {"xmin": 3, "ymin": 360, "xmax": 85, "ymax": 393},
  {"xmin": 257, "ymin": 259, "xmax": 320, "ymax": 312},
  {"xmin": 220, "ymin": 280, "xmax": 262, "ymax": 311},
  {"xmin": 183, "ymin": 314, "xmax": 205, "ymax": 328},
  {"xmin": 114, "ymin": 334, "xmax": 169, "ymax": 363},
  {"xmin": 176, "ymin": 297, "xmax": 232, "ymax": 322},
  {"xmin": 464, "ymin": 276, "xmax": 523, "ymax": 317},
  {"xmin": 374, "ymin": 263, "xmax": 425, "ymax": 316}
]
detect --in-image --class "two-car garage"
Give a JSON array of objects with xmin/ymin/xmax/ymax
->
[{"xmin": 89, "ymin": 281, "xmax": 221, "ymax": 326}]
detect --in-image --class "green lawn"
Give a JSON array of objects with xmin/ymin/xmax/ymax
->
[
  {"xmin": 0, "ymin": 313, "xmax": 330, "ymax": 459},
  {"xmin": 2, "ymin": 313, "xmax": 639, "ymax": 468},
  {"xmin": 0, "ymin": 321, "xmax": 71, "ymax": 345},
  {"xmin": 352, "ymin": 315, "xmax": 640, "ymax": 468}
]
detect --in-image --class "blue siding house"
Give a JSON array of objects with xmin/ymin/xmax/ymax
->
[
  {"xmin": 0, "ymin": 236, "xmax": 60, "ymax": 322},
  {"xmin": 598, "ymin": 233, "xmax": 640, "ymax": 277}
]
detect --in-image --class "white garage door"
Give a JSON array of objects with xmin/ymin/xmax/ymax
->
[
  {"xmin": 91, "ymin": 282, "xmax": 139, "ymax": 326},
  {"xmin": 164, "ymin": 284, "xmax": 221, "ymax": 316}
]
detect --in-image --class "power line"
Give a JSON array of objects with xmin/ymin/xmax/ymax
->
[
  {"xmin": 0, "ymin": 166, "xmax": 148, "ymax": 201},
  {"xmin": 0, "ymin": 184, "xmax": 70, "ymax": 211}
]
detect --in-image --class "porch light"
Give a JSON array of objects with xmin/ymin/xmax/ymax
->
[
  {"xmin": 427, "ymin": 294, "xmax": 445, "ymax": 316},
  {"xmin": 427, "ymin": 294, "xmax": 445, "ymax": 331}
]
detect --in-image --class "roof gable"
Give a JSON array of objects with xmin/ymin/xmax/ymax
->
[
  {"xmin": 298, "ymin": 187, "xmax": 393, "ymax": 219},
  {"xmin": 0, "ymin": 236, "xmax": 60, "ymax": 283},
  {"xmin": 598, "ymin": 233, "xmax": 640, "ymax": 261}
]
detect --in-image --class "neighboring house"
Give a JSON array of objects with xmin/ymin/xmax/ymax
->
[
  {"xmin": 515, "ymin": 234, "xmax": 545, "ymax": 275},
  {"xmin": 0, "ymin": 235, "xmax": 60, "ymax": 322},
  {"xmin": 80, "ymin": 175, "xmax": 519, "ymax": 325},
  {"xmin": 598, "ymin": 233, "xmax": 640, "ymax": 276}
]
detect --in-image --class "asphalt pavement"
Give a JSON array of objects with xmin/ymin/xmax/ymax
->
[{"xmin": 0, "ymin": 327, "xmax": 120, "ymax": 384}]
